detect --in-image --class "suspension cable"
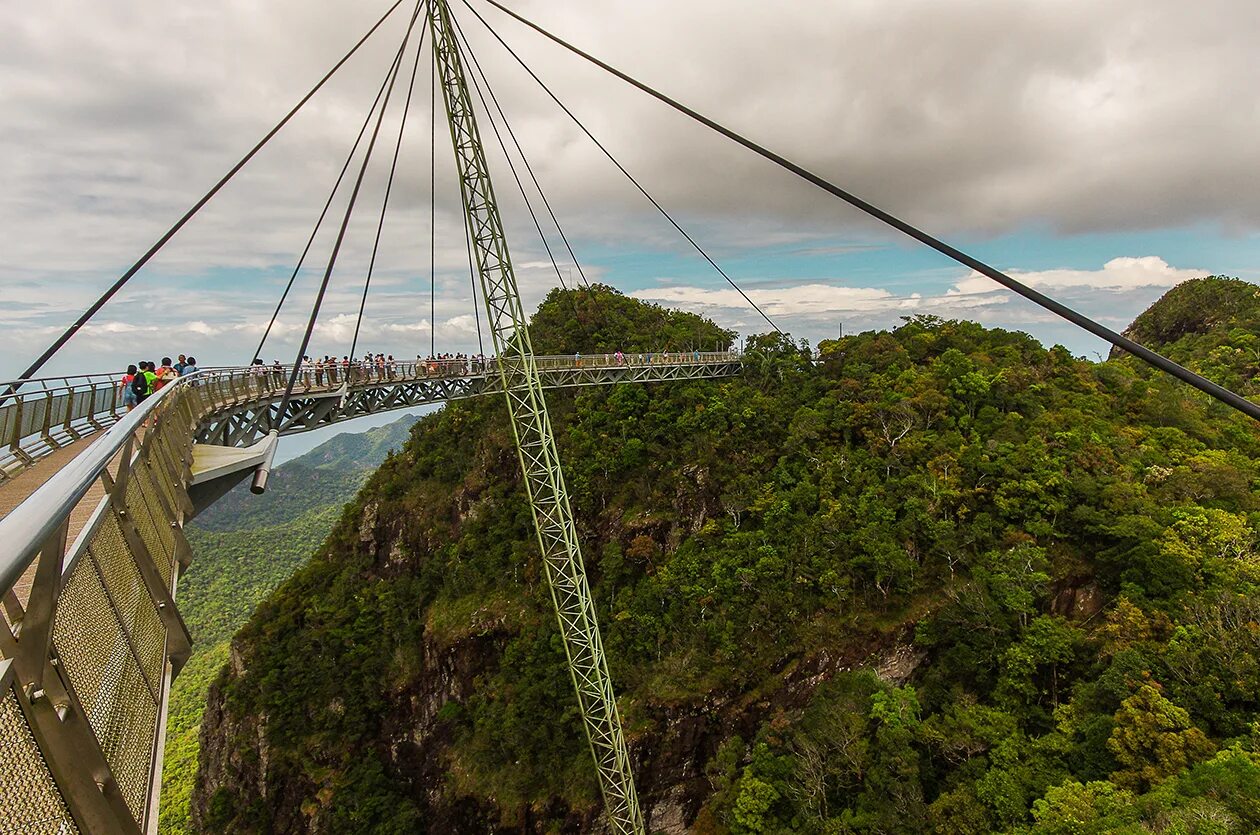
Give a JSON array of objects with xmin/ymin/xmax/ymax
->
[
  {"xmin": 255, "ymin": 38, "xmax": 408, "ymax": 363},
  {"xmin": 451, "ymin": 24, "xmax": 593, "ymax": 342},
  {"xmin": 462, "ymin": 0, "xmax": 783, "ymax": 338},
  {"xmin": 472, "ymin": 0, "xmax": 1260, "ymax": 423},
  {"xmin": 430, "ymin": 39, "xmax": 438, "ymax": 359},
  {"xmin": 451, "ymin": 15, "xmax": 590, "ymax": 290},
  {"xmin": 278, "ymin": 1, "xmax": 428, "ymax": 419},
  {"xmin": 351, "ymin": 20, "xmax": 429, "ymax": 360},
  {"xmin": 462, "ymin": 194, "xmax": 487, "ymax": 361},
  {"xmin": 10, "ymin": 0, "xmax": 409, "ymax": 388}
]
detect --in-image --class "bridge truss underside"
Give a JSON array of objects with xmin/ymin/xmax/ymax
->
[{"xmin": 197, "ymin": 357, "xmax": 738, "ymax": 448}]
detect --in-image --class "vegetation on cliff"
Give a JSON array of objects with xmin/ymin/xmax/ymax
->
[
  {"xmin": 196, "ymin": 280, "xmax": 1260, "ymax": 833},
  {"xmin": 159, "ymin": 415, "xmax": 420, "ymax": 835}
]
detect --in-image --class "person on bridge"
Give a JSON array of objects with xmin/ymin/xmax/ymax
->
[
  {"xmin": 174, "ymin": 354, "xmax": 188, "ymax": 375},
  {"xmin": 182, "ymin": 357, "xmax": 199, "ymax": 376},
  {"xmin": 121, "ymin": 364, "xmax": 139, "ymax": 411},
  {"xmin": 139, "ymin": 362, "xmax": 158, "ymax": 404},
  {"xmin": 154, "ymin": 357, "xmax": 178, "ymax": 391}
]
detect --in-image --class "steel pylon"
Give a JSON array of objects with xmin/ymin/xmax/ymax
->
[{"xmin": 427, "ymin": 2, "xmax": 645, "ymax": 832}]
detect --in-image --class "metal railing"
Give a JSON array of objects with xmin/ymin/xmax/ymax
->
[
  {"xmin": 0, "ymin": 351, "xmax": 740, "ymax": 832},
  {"xmin": 0, "ymin": 373, "xmax": 202, "ymax": 833},
  {"xmin": 0, "ymin": 374, "xmax": 129, "ymax": 481}
]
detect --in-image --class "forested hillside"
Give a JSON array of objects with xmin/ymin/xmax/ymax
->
[
  {"xmin": 194, "ymin": 280, "xmax": 1260, "ymax": 834},
  {"xmin": 159, "ymin": 415, "xmax": 421, "ymax": 835}
]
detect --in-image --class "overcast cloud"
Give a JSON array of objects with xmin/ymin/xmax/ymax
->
[{"xmin": 3, "ymin": 0, "xmax": 1258, "ymax": 377}]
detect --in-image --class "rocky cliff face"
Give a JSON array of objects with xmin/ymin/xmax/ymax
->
[
  {"xmin": 192, "ymin": 494, "xmax": 910, "ymax": 834},
  {"xmin": 194, "ymin": 603, "xmax": 510, "ymax": 833}
]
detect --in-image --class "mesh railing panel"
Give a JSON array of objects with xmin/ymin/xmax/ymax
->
[
  {"xmin": 51, "ymin": 559, "xmax": 117, "ymax": 727},
  {"xmin": 0, "ymin": 403, "xmax": 18, "ymax": 447},
  {"xmin": 90, "ymin": 385, "xmax": 117, "ymax": 417},
  {"xmin": 149, "ymin": 438, "xmax": 185, "ymax": 505},
  {"xmin": 68, "ymin": 389, "xmax": 96, "ymax": 423},
  {"xmin": 86, "ymin": 521, "xmax": 166, "ymax": 701},
  {"xmin": 18, "ymin": 397, "xmax": 48, "ymax": 439},
  {"xmin": 0, "ymin": 686, "xmax": 79, "ymax": 835},
  {"xmin": 126, "ymin": 471, "xmax": 175, "ymax": 588},
  {"xmin": 89, "ymin": 658, "xmax": 159, "ymax": 823},
  {"xmin": 52, "ymin": 553, "xmax": 161, "ymax": 824},
  {"xmin": 47, "ymin": 394, "xmax": 71, "ymax": 430}
]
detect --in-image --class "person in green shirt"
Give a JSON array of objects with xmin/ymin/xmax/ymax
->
[{"xmin": 139, "ymin": 361, "xmax": 158, "ymax": 404}]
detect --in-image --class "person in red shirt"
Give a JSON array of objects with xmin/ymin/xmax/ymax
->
[
  {"xmin": 120, "ymin": 364, "xmax": 139, "ymax": 411},
  {"xmin": 154, "ymin": 356, "xmax": 179, "ymax": 391}
]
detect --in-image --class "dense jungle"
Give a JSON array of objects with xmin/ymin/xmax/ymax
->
[{"xmin": 189, "ymin": 277, "xmax": 1260, "ymax": 834}]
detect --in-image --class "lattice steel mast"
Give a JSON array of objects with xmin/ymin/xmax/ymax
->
[{"xmin": 428, "ymin": 1, "xmax": 644, "ymax": 832}]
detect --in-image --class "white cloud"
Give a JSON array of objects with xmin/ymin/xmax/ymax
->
[
  {"xmin": 3, "ymin": 0, "xmax": 1256, "ymax": 376},
  {"xmin": 951, "ymin": 256, "xmax": 1205, "ymax": 296},
  {"xmin": 631, "ymin": 283, "xmax": 922, "ymax": 317}
]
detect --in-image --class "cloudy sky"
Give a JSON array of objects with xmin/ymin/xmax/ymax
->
[{"xmin": 4, "ymin": 0, "xmax": 1259, "ymax": 382}]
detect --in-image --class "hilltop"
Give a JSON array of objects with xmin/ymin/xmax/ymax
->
[
  {"xmin": 1110, "ymin": 275, "xmax": 1260, "ymax": 395},
  {"xmin": 193, "ymin": 281, "xmax": 1260, "ymax": 834}
]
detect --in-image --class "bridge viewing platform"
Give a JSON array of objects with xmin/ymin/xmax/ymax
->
[{"xmin": 0, "ymin": 350, "xmax": 740, "ymax": 833}]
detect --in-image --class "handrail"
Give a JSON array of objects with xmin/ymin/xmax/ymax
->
[{"xmin": 0, "ymin": 372, "xmax": 122, "ymax": 390}]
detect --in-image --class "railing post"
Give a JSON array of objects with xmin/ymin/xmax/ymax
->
[
  {"xmin": 61, "ymin": 388, "xmax": 81, "ymax": 442},
  {"xmin": 40, "ymin": 391, "xmax": 60, "ymax": 450},
  {"xmin": 7, "ymin": 394, "xmax": 34, "ymax": 466},
  {"xmin": 13, "ymin": 522, "xmax": 68, "ymax": 687}
]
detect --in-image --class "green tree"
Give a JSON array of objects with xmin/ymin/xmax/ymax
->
[{"xmin": 1108, "ymin": 682, "xmax": 1214, "ymax": 790}]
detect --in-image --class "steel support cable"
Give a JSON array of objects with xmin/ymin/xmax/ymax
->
[
  {"xmin": 351, "ymin": 21, "xmax": 429, "ymax": 359},
  {"xmin": 451, "ymin": 14, "xmax": 615, "ymax": 346},
  {"xmin": 462, "ymin": 193, "xmax": 487, "ymax": 359},
  {"xmin": 451, "ymin": 24, "xmax": 594, "ymax": 342},
  {"xmin": 278, "ymin": 0, "xmax": 428, "ymax": 419},
  {"xmin": 461, "ymin": 0, "xmax": 783, "ymax": 338},
  {"xmin": 473, "ymin": 0, "xmax": 1260, "ymax": 424},
  {"xmin": 10, "ymin": 0, "xmax": 409, "ymax": 391},
  {"xmin": 450, "ymin": 15, "xmax": 592, "ymax": 291},
  {"xmin": 255, "ymin": 39, "xmax": 409, "ymax": 364},
  {"xmin": 431, "ymin": 41, "xmax": 438, "ymax": 358}
]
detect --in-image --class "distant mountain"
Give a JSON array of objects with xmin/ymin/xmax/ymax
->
[
  {"xmin": 159, "ymin": 413, "xmax": 422, "ymax": 835},
  {"xmin": 193, "ymin": 414, "xmax": 422, "ymax": 532}
]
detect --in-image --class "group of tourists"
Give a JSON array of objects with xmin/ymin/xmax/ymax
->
[
  {"xmin": 418, "ymin": 353, "xmax": 485, "ymax": 377},
  {"xmin": 605, "ymin": 349, "xmax": 706, "ymax": 366},
  {"xmin": 120, "ymin": 355, "xmax": 199, "ymax": 411},
  {"xmin": 117, "ymin": 347, "xmax": 722, "ymax": 412},
  {"xmin": 245, "ymin": 352, "xmax": 493, "ymax": 389}
]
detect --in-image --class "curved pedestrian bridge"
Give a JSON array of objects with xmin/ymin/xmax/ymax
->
[{"xmin": 0, "ymin": 351, "xmax": 739, "ymax": 833}]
